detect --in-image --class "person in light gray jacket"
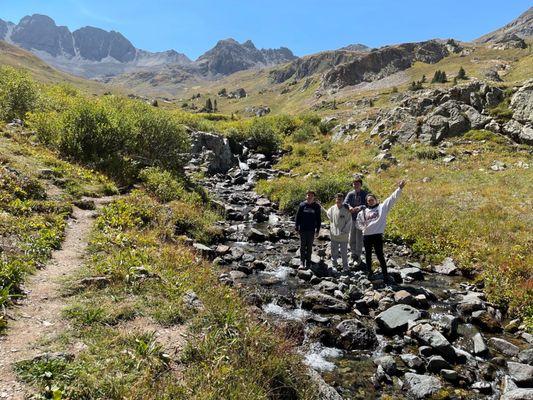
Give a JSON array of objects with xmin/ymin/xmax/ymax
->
[{"xmin": 326, "ymin": 193, "xmax": 352, "ymax": 271}]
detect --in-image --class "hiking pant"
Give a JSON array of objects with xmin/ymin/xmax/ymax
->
[
  {"xmin": 331, "ymin": 240, "xmax": 349, "ymax": 270},
  {"xmin": 299, "ymin": 230, "xmax": 315, "ymax": 266},
  {"xmin": 349, "ymin": 223, "xmax": 363, "ymax": 259},
  {"xmin": 363, "ymin": 234, "xmax": 388, "ymax": 277}
]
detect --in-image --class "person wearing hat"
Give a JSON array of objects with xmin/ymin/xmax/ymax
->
[
  {"xmin": 295, "ymin": 190, "xmax": 322, "ymax": 268},
  {"xmin": 343, "ymin": 175, "xmax": 368, "ymax": 267}
]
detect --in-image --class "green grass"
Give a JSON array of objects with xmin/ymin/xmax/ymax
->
[
  {"xmin": 15, "ymin": 190, "xmax": 316, "ymax": 399},
  {"xmin": 258, "ymin": 130, "xmax": 533, "ymax": 324}
]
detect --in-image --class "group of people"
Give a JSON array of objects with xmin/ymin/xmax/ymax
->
[{"xmin": 295, "ymin": 175, "xmax": 406, "ymax": 282}]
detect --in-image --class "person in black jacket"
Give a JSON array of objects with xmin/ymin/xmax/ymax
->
[{"xmin": 295, "ymin": 190, "xmax": 322, "ymax": 268}]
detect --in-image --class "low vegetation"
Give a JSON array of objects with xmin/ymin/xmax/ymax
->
[{"xmin": 15, "ymin": 191, "xmax": 315, "ymax": 399}]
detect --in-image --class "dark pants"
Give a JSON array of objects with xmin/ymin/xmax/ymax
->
[
  {"xmin": 299, "ymin": 230, "xmax": 315, "ymax": 266},
  {"xmin": 363, "ymin": 234, "xmax": 388, "ymax": 277}
]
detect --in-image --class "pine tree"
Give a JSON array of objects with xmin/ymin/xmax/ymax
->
[
  {"xmin": 431, "ymin": 70, "xmax": 441, "ymax": 83},
  {"xmin": 457, "ymin": 66, "xmax": 467, "ymax": 80},
  {"xmin": 214, "ymin": 99, "xmax": 218, "ymax": 112},
  {"xmin": 441, "ymin": 71, "xmax": 447, "ymax": 83},
  {"xmin": 205, "ymin": 98, "xmax": 213, "ymax": 113}
]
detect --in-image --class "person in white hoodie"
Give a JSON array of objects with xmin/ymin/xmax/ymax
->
[
  {"xmin": 356, "ymin": 180, "xmax": 406, "ymax": 282},
  {"xmin": 326, "ymin": 193, "xmax": 352, "ymax": 271}
]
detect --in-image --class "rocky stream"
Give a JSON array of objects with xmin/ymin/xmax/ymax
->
[{"xmin": 186, "ymin": 136, "xmax": 533, "ymax": 400}]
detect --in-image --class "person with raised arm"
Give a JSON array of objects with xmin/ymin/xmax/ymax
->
[{"xmin": 356, "ymin": 180, "xmax": 407, "ymax": 283}]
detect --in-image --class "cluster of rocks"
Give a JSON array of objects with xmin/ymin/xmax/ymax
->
[
  {"xmin": 243, "ymin": 105, "xmax": 271, "ymax": 117},
  {"xmin": 187, "ymin": 130, "xmax": 235, "ymax": 174},
  {"xmin": 227, "ymin": 88, "xmax": 247, "ymax": 99},
  {"xmin": 332, "ymin": 79, "xmax": 533, "ymax": 146},
  {"xmin": 186, "ymin": 134, "xmax": 532, "ymax": 399}
]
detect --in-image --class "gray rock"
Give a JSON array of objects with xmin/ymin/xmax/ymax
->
[
  {"xmin": 308, "ymin": 369, "xmax": 343, "ymax": 400},
  {"xmin": 435, "ymin": 314, "xmax": 459, "ymax": 339},
  {"xmin": 461, "ymin": 104, "xmax": 491, "ymax": 129},
  {"xmin": 190, "ymin": 131, "xmax": 235, "ymax": 173},
  {"xmin": 375, "ymin": 304, "xmax": 423, "ymax": 334},
  {"xmin": 508, "ymin": 362, "xmax": 533, "ymax": 386},
  {"xmin": 182, "ymin": 290, "xmax": 204, "ymax": 310},
  {"xmin": 374, "ymin": 355, "xmax": 397, "ymax": 375},
  {"xmin": 519, "ymin": 349, "xmax": 533, "ymax": 365},
  {"xmin": 472, "ymin": 332, "xmax": 489, "ymax": 356},
  {"xmin": 440, "ymin": 369, "xmax": 458, "ymax": 382},
  {"xmin": 301, "ymin": 289, "xmax": 350, "ymax": 313},
  {"xmin": 411, "ymin": 323, "xmax": 455, "ymax": 361},
  {"xmin": 400, "ymin": 267, "xmax": 424, "ymax": 281},
  {"xmin": 501, "ymin": 389, "xmax": 533, "ymax": 400},
  {"xmin": 511, "ymin": 79, "xmax": 533, "ymax": 124},
  {"xmin": 335, "ymin": 318, "xmax": 378, "ymax": 350},
  {"xmin": 427, "ymin": 355, "xmax": 451, "ymax": 373},
  {"xmin": 248, "ymin": 228, "xmax": 268, "ymax": 242},
  {"xmin": 432, "ymin": 257, "xmax": 458, "ymax": 275},
  {"xmin": 401, "ymin": 354, "xmax": 425, "ymax": 371},
  {"xmin": 489, "ymin": 337, "xmax": 520, "ymax": 357},
  {"xmin": 472, "ymin": 381, "xmax": 492, "ymax": 394},
  {"xmin": 471, "ymin": 309, "xmax": 502, "ymax": 332},
  {"xmin": 404, "ymin": 372, "xmax": 442, "ymax": 399}
]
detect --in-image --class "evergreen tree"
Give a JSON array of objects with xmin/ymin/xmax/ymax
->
[
  {"xmin": 205, "ymin": 98, "xmax": 213, "ymax": 113},
  {"xmin": 457, "ymin": 66, "xmax": 467, "ymax": 80},
  {"xmin": 214, "ymin": 99, "xmax": 218, "ymax": 112},
  {"xmin": 441, "ymin": 71, "xmax": 447, "ymax": 83},
  {"xmin": 431, "ymin": 70, "xmax": 441, "ymax": 83}
]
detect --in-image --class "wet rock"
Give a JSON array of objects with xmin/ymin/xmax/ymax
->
[
  {"xmin": 376, "ymin": 304, "xmax": 423, "ymax": 334},
  {"xmin": 316, "ymin": 280, "xmax": 338, "ymax": 294},
  {"xmin": 404, "ymin": 373, "xmax": 442, "ymax": 399},
  {"xmin": 374, "ymin": 355, "xmax": 397, "ymax": 375},
  {"xmin": 435, "ymin": 315, "xmax": 459, "ymax": 339},
  {"xmin": 400, "ymin": 267, "xmax": 424, "ymax": 281},
  {"xmin": 301, "ymin": 289, "xmax": 350, "ymax": 313},
  {"xmin": 472, "ymin": 333, "xmax": 489, "ymax": 356},
  {"xmin": 215, "ymin": 244, "xmax": 230, "ymax": 255},
  {"xmin": 190, "ymin": 131, "xmax": 235, "ymax": 173},
  {"xmin": 251, "ymin": 260, "xmax": 267, "ymax": 271},
  {"xmin": 297, "ymin": 269, "xmax": 313, "ymax": 281},
  {"xmin": 308, "ymin": 369, "xmax": 343, "ymax": 400},
  {"xmin": 275, "ymin": 319, "xmax": 306, "ymax": 345},
  {"xmin": 507, "ymin": 362, "xmax": 533, "ymax": 386},
  {"xmin": 229, "ymin": 270, "xmax": 247, "ymax": 280},
  {"xmin": 471, "ymin": 310, "xmax": 502, "ymax": 332},
  {"xmin": 401, "ymin": 354, "xmax": 425, "ymax": 372},
  {"xmin": 394, "ymin": 290, "xmax": 416, "ymax": 306},
  {"xmin": 502, "ymin": 389, "xmax": 533, "ymax": 400},
  {"xmin": 336, "ymin": 319, "xmax": 378, "ymax": 350},
  {"xmin": 248, "ymin": 228, "xmax": 268, "ymax": 242},
  {"xmin": 456, "ymin": 292, "xmax": 486, "ymax": 315},
  {"xmin": 432, "ymin": 257, "xmax": 458, "ymax": 275},
  {"xmin": 471, "ymin": 381, "xmax": 492, "ymax": 394},
  {"xmin": 410, "ymin": 323, "xmax": 455, "ymax": 361},
  {"xmin": 427, "ymin": 355, "xmax": 451, "ymax": 373},
  {"xmin": 418, "ymin": 346, "xmax": 433, "ymax": 358},
  {"xmin": 489, "ymin": 337, "xmax": 520, "ymax": 357}
]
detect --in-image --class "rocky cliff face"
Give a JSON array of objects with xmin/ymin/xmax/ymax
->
[
  {"xmin": 72, "ymin": 26, "xmax": 136, "ymax": 62},
  {"xmin": 475, "ymin": 7, "xmax": 532, "ymax": 43},
  {"xmin": 196, "ymin": 39, "xmax": 296, "ymax": 76}
]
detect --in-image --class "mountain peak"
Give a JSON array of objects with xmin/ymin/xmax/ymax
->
[{"xmin": 242, "ymin": 39, "xmax": 257, "ymax": 50}]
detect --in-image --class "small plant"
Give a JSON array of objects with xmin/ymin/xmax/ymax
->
[
  {"xmin": 431, "ymin": 70, "xmax": 448, "ymax": 84},
  {"xmin": 457, "ymin": 66, "xmax": 468, "ymax": 80}
]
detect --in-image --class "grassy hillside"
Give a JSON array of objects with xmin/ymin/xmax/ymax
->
[{"xmin": 0, "ymin": 41, "xmax": 112, "ymax": 94}]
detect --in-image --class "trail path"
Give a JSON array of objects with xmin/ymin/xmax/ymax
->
[{"xmin": 0, "ymin": 197, "xmax": 114, "ymax": 399}]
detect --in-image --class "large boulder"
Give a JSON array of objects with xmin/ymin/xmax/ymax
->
[
  {"xmin": 404, "ymin": 373, "xmax": 442, "ymax": 399},
  {"xmin": 511, "ymin": 79, "xmax": 533, "ymax": 124},
  {"xmin": 335, "ymin": 319, "xmax": 378, "ymax": 350},
  {"xmin": 375, "ymin": 304, "xmax": 423, "ymax": 334},
  {"xmin": 501, "ymin": 389, "xmax": 533, "ymax": 400},
  {"xmin": 189, "ymin": 131, "xmax": 235, "ymax": 173},
  {"xmin": 301, "ymin": 290, "xmax": 350, "ymax": 313},
  {"xmin": 507, "ymin": 362, "xmax": 533, "ymax": 386}
]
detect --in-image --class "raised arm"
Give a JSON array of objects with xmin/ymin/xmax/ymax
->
[{"xmin": 381, "ymin": 180, "xmax": 406, "ymax": 214}]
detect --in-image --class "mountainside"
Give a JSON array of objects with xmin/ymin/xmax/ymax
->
[
  {"xmin": 195, "ymin": 39, "xmax": 296, "ymax": 76},
  {"xmin": 0, "ymin": 14, "xmax": 191, "ymax": 78},
  {"xmin": 475, "ymin": 6, "xmax": 533, "ymax": 43}
]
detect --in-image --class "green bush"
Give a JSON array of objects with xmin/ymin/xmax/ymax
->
[
  {"xmin": 292, "ymin": 124, "xmax": 316, "ymax": 143},
  {"xmin": 0, "ymin": 66, "xmax": 39, "ymax": 121},
  {"xmin": 246, "ymin": 118, "xmax": 281, "ymax": 155},
  {"xmin": 139, "ymin": 167, "xmax": 185, "ymax": 203}
]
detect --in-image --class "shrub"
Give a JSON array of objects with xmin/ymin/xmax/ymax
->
[
  {"xmin": 292, "ymin": 124, "xmax": 316, "ymax": 143},
  {"xmin": 139, "ymin": 167, "xmax": 185, "ymax": 203},
  {"xmin": 26, "ymin": 111, "xmax": 62, "ymax": 145},
  {"xmin": 414, "ymin": 147, "xmax": 440, "ymax": 160},
  {"xmin": 0, "ymin": 66, "xmax": 39, "ymax": 121},
  {"xmin": 246, "ymin": 118, "xmax": 281, "ymax": 155}
]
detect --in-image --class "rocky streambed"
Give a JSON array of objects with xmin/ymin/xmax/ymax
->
[{"xmin": 187, "ymin": 149, "xmax": 533, "ymax": 400}]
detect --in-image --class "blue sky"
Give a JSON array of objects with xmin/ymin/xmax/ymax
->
[{"xmin": 0, "ymin": 0, "xmax": 531, "ymax": 59}]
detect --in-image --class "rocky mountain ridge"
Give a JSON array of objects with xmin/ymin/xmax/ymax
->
[
  {"xmin": 0, "ymin": 14, "xmax": 295, "ymax": 79},
  {"xmin": 475, "ymin": 6, "xmax": 533, "ymax": 43}
]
